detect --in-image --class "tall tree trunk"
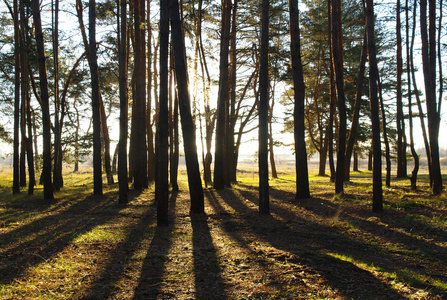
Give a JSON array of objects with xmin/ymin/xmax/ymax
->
[
  {"xmin": 170, "ymin": 0, "xmax": 204, "ymax": 213},
  {"xmin": 133, "ymin": 0, "xmax": 148, "ymax": 189},
  {"xmin": 421, "ymin": 0, "xmax": 442, "ymax": 194},
  {"xmin": 156, "ymin": 0, "xmax": 170, "ymax": 225},
  {"xmin": 32, "ymin": 0, "xmax": 54, "ymax": 200},
  {"xmin": 396, "ymin": 0, "xmax": 407, "ymax": 178},
  {"xmin": 365, "ymin": 0, "xmax": 383, "ymax": 212},
  {"xmin": 406, "ymin": 0, "xmax": 418, "ymax": 189},
  {"xmin": 214, "ymin": 0, "xmax": 232, "ymax": 190},
  {"xmin": 53, "ymin": 0, "xmax": 64, "ymax": 191},
  {"xmin": 147, "ymin": 0, "xmax": 155, "ymax": 182},
  {"xmin": 118, "ymin": 0, "xmax": 129, "ymax": 204},
  {"xmin": 410, "ymin": 0, "xmax": 431, "ymax": 183},
  {"xmin": 227, "ymin": 0, "xmax": 238, "ymax": 183},
  {"xmin": 344, "ymin": 31, "xmax": 367, "ymax": 181},
  {"xmin": 13, "ymin": 0, "xmax": 20, "ymax": 194},
  {"xmin": 289, "ymin": 0, "xmax": 310, "ymax": 199},
  {"xmin": 89, "ymin": 0, "xmax": 103, "ymax": 196},
  {"xmin": 20, "ymin": 3, "xmax": 35, "ymax": 194},
  {"xmin": 378, "ymin": 73, "xmax": 391, "ymax": 187},
  {"xmin": 331, "ymin": 0, "xmax": 347, "ymax": 194},
  {"xmin": 76, "ymin": 0, "xmax": 113, "ymax": 186},
  {"xmin": 259, "ymin": 0, "xmax": 270, "ymax": 213},
  {"xmin": 268, "ymin": 95, "xmax": 278, "ymax": 179},
  {"xmin": 169, "ymin": 45, "xmax": 179, "ymax": 192},
  {"xmin": 327, "ymin": 0, "xmax": 336, "ymax": 183}
]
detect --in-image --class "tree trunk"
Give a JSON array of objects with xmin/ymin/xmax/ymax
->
[
  {"xmin": 13, "ymin": 0, "xmax": 20, "ymax": 194},
  {"xmin": 268, "ymin": 97, "xmax": 278, "ymax": 179},
  {"xmin": 378, "ymin": 73, "xmax": 391, "ymax": 187},
  {"xmin": 289, "ymin": 0, "xmax": 310, "ymax": 199},
  {"xmin": 366, "ymin": 0, "xmax": 383, "ymax": 212},
  {"xmin": 147, "ymin": 0, "xmax": 155, "ymax": 182},
  {"xmin": 32, "ymin": 0, "xmax": 54, "ymax": 200},
  {"xmin": 420, "ymin": 0, "xmax": 442, "ymax": 194},
  {"xmin": 396, "ymin": 0, "xmax": 407, "ymax": 178},
  {"xmin": 327, "ymin": 0, "xmax": 336, "ymax": 183},
  {"xmin": 214, "ymin": 0, "xmax": 232, "ymax": 190},
  {"xmin": 331, "ymin": 0, "xmax": 347, "ymax": 194},
  {"xmin": 406, "ymin": 0, "xmax": 418, "ymax": 189},
  {"xmin": 132, "ymin": 0, "xmax": 148, "ymax": 190},
  {"xmin": 170, "ymin": 0, "xmax": 204, "ymax": 213},
  {"xmin": 89, "ymin": 0, "xmax": 103, "ymax": 196},
  {"xmin": 344, "ymin": 31, "xmax": 367, "ymax": 181},
  {"xmin": 156, "ymin": 0, "xmax": 169, "ymax": 225},
  {"xmin": 118, "ymin": 0, "xmax": 128, "ymax": 204},
  {"xmin": 259, "ymin": 0, "xmax": 270, "ymax": 213}
]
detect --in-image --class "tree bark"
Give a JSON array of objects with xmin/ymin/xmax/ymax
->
[
  {"xmin": 147, "ymin": 0, "xmax": 155, "ymax": 182},
  {"xmin": 406, "ymin": 0, "xmax": 418, "ymax": 189},
  {"xmin": 289, "ymin": 0, "xmax": 310, "ymax": 199},
  {"xmin": 420, "ymin": 0, "xmax": 442, "ymax": 194},
  {"xmin": 214, "ymin": 0, "xmax": 232, "ymax": 190},
  {"xmin": 170, "ymin": 0, "xmax": 204, "ymax": 213},
  {"xmin": 366, "ymin": 0, "xmax": 383, "ymax": 212},
  {"xmin": 331, "ymin": 0, "xmax": 347, "ymax": 194},
  {"xmin": 118, "ymin": 0, "xmax": 129, "ymax": 204},
  {"xmin": 396, "ymin": 0, "xmax": 407, "ymax": 178},
  {"xmin": 32, "ymin": 0, "xmax": 54, "ymax": 200},
  {"xmin": 344, "ymin": 31, "xmax": 367, "ymax": 181},
  {"xmin": 156, "ymin": 0, "xmax": 169, "ymax": 225},
  {"xmin": 378, "ymin": 73, "xmax": 391, "ymax": 187},
  {"xmin": 13, "ymin": 0, "xmax": 20, "ymax": 194},
  {"xmin": 133, "ymin": 0, "xmax": 148, "ymax": 189},
  {"xmin": 89, "ymin": 0, "xmax": 103, "ymax": 196},
  {"xmin": 259, "ymin": 0, "xmax": 270, "ymax": 213}
]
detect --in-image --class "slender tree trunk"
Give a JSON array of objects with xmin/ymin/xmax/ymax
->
[
  {"xmin": 353, "ymin": 150, "xmax": 359, "ymax": 172},
  {"xmin": 13, "ymin": 0, "xmax": 20, "ymax": 194},
  {"xmin": 169, "ymin": 45, "xmax": 179, "ymax": 191},
  {"xmin": 259, "ymin": 0, "xmax": 270, "ymax": 213},
  {"xmin": 366, "ymin": 0, "xmax": 383, "ymax": 212},
  {"xmin": 344, "ymin": 31, "xmax": 367, "ymax": 181},
  {"xmin": 214, "ymin": 0, "xmax": 232, "ymax": 190},
  {"xmin": 20, "ymin": 4, "xmax": 35, "ymax": 194},
  {"xmin": 378, "ymin": 73, "xmax": 391, "ymax": 187},
  {"xmin": 118, "ymin": 0, "xmax": 129, "ymax": 204},
  {"xmin": 406, "ymin": 0, "xmax": 418, "ymax": 189},
  {"xmin": 331, "ymin": 0, "xmax": 347, "ymax": 194},
  {"xmin": 396, "ymin": 0, "xmax": 407, "ymax": 178},
  {"xmin": 133, "ymin": 0, "xmax": 148, "ymax": 189},
  {"xmin": 53, "ymin": 0, "xmax": 64, "ymax": 191},
  {"xmin": 170, "ymin": 0, "xmax": 204, "ymax": 213},
  {"xmin": 289, "ymin": 0, "xmax": 310, "ymax": 199},
  {"xmin": 32, "ymin": 0, "xmax": 54, "ymax": 200},
  {"xmin": 227, "ymin": 0, "xmax": 238, "ymax": 183},
  {"xmin": 89, "ymin": 0, "xmax": 103, "ymax": 196},
  {"xmin": 147, "ymin": 0, "xmax": 155, "ymax": 182},
  {"xmin": 156, "ymin": 0, "xmax": 170, "ymax": 225},
  {"xmin": 421, "ymin": 0, "xmax": 442, "ymax": 194},
  {"xmin": 368, "ymin": 148, "xmax": 373, "ymax": 171},
  {"xmin": 268, "ymin": 97, "xmax": 278, "ymax": 179},
  {"xmin": 319, "ymin": 133, "xmax": 328, "ymax": 176},
  {"xmin": 327, "ymin": 0, "xmax": 336, "ymax": 183},
  {"xmin": 410, "ymin": 0, "xmax": 431, "ymax": 183}
]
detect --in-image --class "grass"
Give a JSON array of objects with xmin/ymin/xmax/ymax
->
[{"xmin": 0, "ymin": 164, "xmax": 446, "ymax": 299}]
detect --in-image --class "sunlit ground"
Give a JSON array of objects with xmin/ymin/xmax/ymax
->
[{"xmin": 0, "ymin": 160, "xmax": 446, "ymax": 299}]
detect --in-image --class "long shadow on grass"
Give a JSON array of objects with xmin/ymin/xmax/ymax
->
[
  {"xmin": 132, "ymin": 192, "xmax": 178, "ymax": 299},
  {"xmin": 0, "ymin": 190, "xmax": 136, "ymax": 285},
  {"xmin": 234, "ymin": 185, "xmax": 447, "ymax": 296},
  {"xmin": 191, "ymin": 213, "xmax": 228, "ymax": 299},
  {"xmin": 210, "ymin": 188, "xmax": 409, "ymax": 299}
]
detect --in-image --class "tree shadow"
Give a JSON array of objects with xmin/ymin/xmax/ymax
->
[
  {"xmin": 210, "ymin": 187, "xmax": 413, "ymax": 299},
  {"xmin": 0, "ymin": 190, "xmax": 128, "ymax": 286},
  {"xmin": 132, "ymin": 192, "xmax": 178, "ymax": 299},
  {"xmin": 191, "ymin": 213, "xmax": 228, "ymax": 299}
]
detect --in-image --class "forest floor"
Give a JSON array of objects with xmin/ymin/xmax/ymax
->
[{"xmin": 0, "ymin": 166, "xmax": 446, "ymax": 299}]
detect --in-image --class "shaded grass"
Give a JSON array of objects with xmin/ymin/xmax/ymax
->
[{"xmin": 0, "ymin": 166, "xmax": 445, "ymax": 299}]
